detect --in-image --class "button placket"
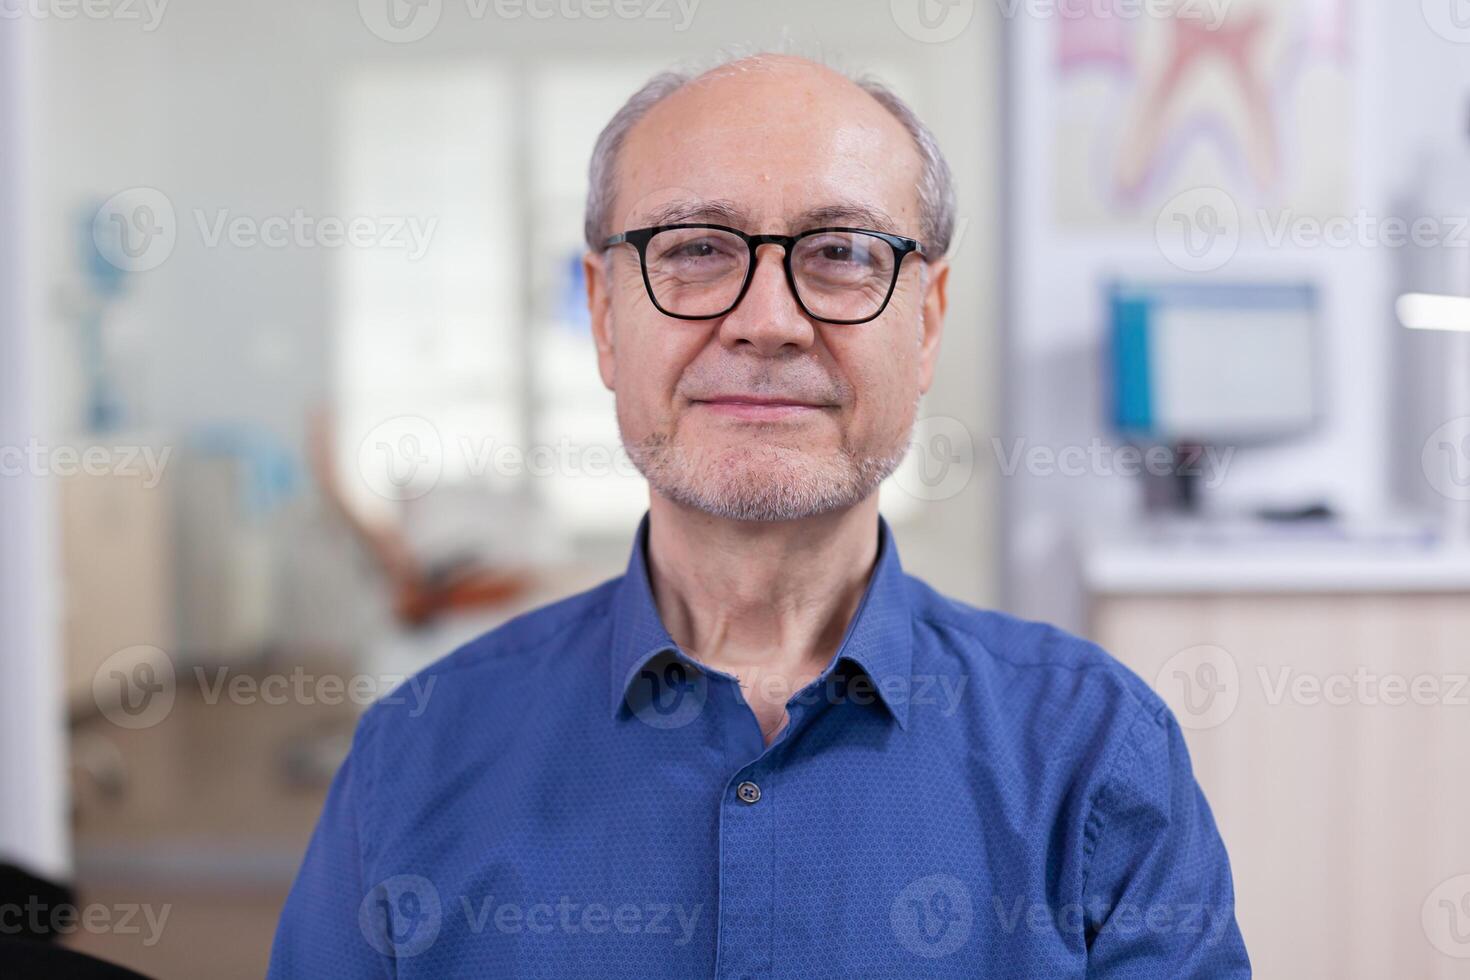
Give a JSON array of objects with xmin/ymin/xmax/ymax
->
[{"xmin": 716, "ymin": 763, "xmax": 776, "ymax": 978}]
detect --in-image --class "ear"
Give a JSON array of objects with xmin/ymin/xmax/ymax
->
[
  {"xmin": 584, "ymin": 250, "xmax": 616, "ymax": 391},
  {"xmin": 917, "ymin": 258, "xmax": 949, "ymax": 394}
]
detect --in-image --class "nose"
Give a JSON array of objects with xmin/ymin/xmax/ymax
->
[{"xmin": 716, "ymin": 242, "xmax": 815, "ymax": 355}]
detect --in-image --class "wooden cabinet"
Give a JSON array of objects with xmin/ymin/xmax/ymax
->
[
  {"xmin": 1090, "ymin": 582, "xmax": 1470, "ymax": 979},
  {"xmin": 58, "ymin": 467, "xmax": 174, "ymax": 714}
]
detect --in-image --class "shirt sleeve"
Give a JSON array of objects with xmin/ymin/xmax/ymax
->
[
  {"xmin": 268, "ymin": 714, "xmax": 389, "ymax": 979},
  {"xmin": 1081, "ymin": 702, "xmax": 1251, "ymax": 978}
]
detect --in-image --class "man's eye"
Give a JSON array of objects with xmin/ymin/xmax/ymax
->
[
  {"xmin": 673, "ymin": 242, "xmax": 718, "ymax": 259},
  {"xmin": 805, "ymin": 238, "xmax": 874, "ymax": 266},
  {"xmin": 660, "ymin": 238, "xmax": 735, "ymax": 263}
]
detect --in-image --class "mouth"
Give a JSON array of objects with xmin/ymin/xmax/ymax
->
[{"xmin": 690, "ymin": 395, "xmax": 834, "ymax": 422}]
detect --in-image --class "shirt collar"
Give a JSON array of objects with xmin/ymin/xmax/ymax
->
[{"xmin": 609, "ymin": 511, "xmax": 914, "ymax": 729}]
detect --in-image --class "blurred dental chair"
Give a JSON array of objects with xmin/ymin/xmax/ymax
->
[{"xmin": 306, "ymin": 411, "xmax": 532, "ymax": 629}]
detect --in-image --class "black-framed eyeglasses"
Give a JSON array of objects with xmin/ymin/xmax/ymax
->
[{"xmin": 601, "ymin": 223, "xmax": 927, "ymax": 325}]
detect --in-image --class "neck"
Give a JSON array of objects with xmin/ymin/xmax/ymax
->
[{"xmin": 644, "ymin": 494, "xmax": 882, "ymax": 740}]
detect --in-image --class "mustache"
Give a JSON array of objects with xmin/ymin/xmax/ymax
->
[{"xmin": 678, "ymin": 365, "xmax": 849, "ymax": 406}]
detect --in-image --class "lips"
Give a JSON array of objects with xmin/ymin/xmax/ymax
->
[
  {"xmin": 691, "ymin": 395, "xmax": 832, "ymax": 421},
  {"xmin": 696, "ymin": 395, "xmax": 826, "ymax": 408}
]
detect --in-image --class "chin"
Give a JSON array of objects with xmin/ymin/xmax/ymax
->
[{"xmin": 634, "ymin": 439, "xmax": 904, "ymax": 523}]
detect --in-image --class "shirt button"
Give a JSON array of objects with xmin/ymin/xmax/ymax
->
[{"xmin": 736, "ymin": 781, "xmax": 762, "ymax": 805}]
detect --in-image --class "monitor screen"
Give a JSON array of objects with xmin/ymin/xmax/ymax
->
[{"xmin": 1110, "ymin": 281, "xmax": 1321, "ymax": 445}]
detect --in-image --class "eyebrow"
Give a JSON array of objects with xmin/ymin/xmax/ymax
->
[
  {"xmin": 641, "ymin": 199, "xmax": 750, "ymax": 228},
  {"xmin": 794, "ymin": 204, "xmax": 903, "ymax": 236},
  {"xmin": 635, "ymin": 200, "xmax": 906, "ymax": 237}
]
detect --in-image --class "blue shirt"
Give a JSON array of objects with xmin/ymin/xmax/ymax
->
[{"xmin": 270, "ymin": 513, "xmax": 1249, "ymax": 978}]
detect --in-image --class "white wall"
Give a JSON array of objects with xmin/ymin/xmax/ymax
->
[
  {"xmin": 0, "ymin": 16, "xmax": 70, "ymax": 881},
  {"xmin": 1379, "ymin": 5, "xmax": 1470, "ymax": 185}
]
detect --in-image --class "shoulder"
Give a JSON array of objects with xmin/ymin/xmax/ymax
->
[
  {"xmin": 902, "ymin": 574, "xmax": 1174, "ymax": 747},
  {"xmin": 906, "ymin": 575, "xmax": 1165, "ymax": 708}
]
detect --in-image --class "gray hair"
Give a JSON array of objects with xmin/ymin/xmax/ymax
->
[{"xmin": 583, "ymin": 54, "xmax": 957, "ymax": 258}]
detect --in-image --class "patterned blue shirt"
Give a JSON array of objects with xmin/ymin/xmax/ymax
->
[{"xmin": 270, "ymin": 513, "xmax": 1248, "ymax": 977}]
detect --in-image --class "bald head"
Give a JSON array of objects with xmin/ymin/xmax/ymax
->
[
  {"xmin": 637, "ymin": 55, "xmax": 915, "ymax": 170},
  {"xmin": 583, "ymin": 53, "xmax": 955, "ymax": 256}
]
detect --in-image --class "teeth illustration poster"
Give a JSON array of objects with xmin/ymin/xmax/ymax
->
[{"xmin": 1052, "ymin": 0, "xmax": 1353, "ymax": 230}]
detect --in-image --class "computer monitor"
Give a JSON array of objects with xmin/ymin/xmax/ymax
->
[{"xmin": 1109, "ymin": 281, "xmax": 1322, "ymax": 446}]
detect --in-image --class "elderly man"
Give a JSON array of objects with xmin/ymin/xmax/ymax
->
[{"xmin": 270, "ymin": 54, "xmax": 1249, "ymax": 978}]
